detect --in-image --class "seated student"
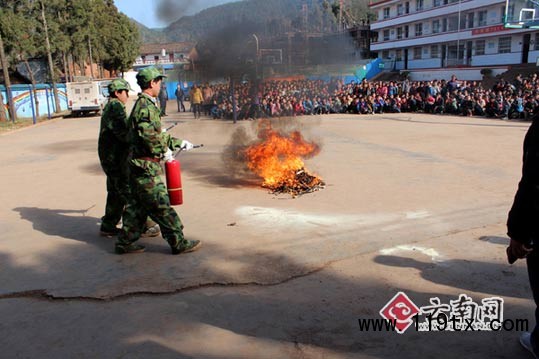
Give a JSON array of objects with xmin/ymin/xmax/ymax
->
[
  {"xmin": 387, "ymin": 95, "xmax": 401, "ymax": 113},
  {"xmin": 496, "ymin": 96, "xmax": 510, "ymax": 119},
  {"xmin": 460, "ymin": 95, "xmax": 474, "ymax": 116},
  {"xmin": 349, "ymin": 97, "xmax": 360, "ymax": 114},
  {"xmin": 424, "ymin": 93, "xmax": 435, "ymax": 113},
  {"xmin": 444, "ymin": 95, "xmax": 458, "ymax": 114},
  {"xmin": 208, "ymin": 99, "xmax": 219, "ymax": 119},
  {"xmin": 211, "ymin": 102, "xmax": 225, "ymax": 119},
  {"xmin": 524, "ymin": 95, "xmax": 536, "ymax": 120},
  {"xmin": 473, "ymin": 95, "xmax": 486, "ymax": 116},
  {"xmin": 359, "ymin": 97, "xmax": 373, "ymax": 114},
  {"xmin": 313, "ymin": 97, "xmax": 324, "ymax": 115},
  {"xmin": 400, "ymin": 96, "xmax": 410, "ymax": 112},
  {"xmin": 373, "ymin": 96, "xmax": 385, "ymax": 114},
  {"xmin": 414, "ymin": 92, "xmax": 424, "ymax": 112},
  {"xmin": 293, "ymin": 99, "xmax": 304, "ymax": 116},
  {"xmin": 433, "ymin": 94, "xmax": 445, "ymax": 114},
  {"xmin": 303, "ymin": 98, "xmax": 314, "ymax": 115},
  {"xmin": 485, "ymin": 97, "xmax": 498, "ymax": 117}
]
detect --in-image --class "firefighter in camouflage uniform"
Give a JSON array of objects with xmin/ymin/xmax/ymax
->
[
  {"xmin": 98, "ymin": 78, "xmax": 160, "ymax": 237},
  {"xmin": 115, "ymin": 67, "xmax": 201, "ymax": 254}
]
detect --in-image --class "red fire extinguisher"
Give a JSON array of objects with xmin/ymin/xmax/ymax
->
[
  {"xmin": 165, "ymin": 159, "xmax": 183, "ymax": 205},
  {"xmin": 164, "ymin": 144, "xmax": 203, "ymax": 205}
]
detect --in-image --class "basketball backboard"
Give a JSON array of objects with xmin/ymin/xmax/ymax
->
[{"xmin": 504, "ymin": 0, "xmax": 539, "ymax": 28}]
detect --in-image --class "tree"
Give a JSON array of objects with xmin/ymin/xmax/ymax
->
[
  {"xmin": 63, "ymin": 0, "xmax": 140, "ymax": 77},
  {"xmin": 0, "ymin": 7, "xmax": 17, "ymax": 122},
  {"xmin": 98, "ymin": 7, "xmax": 141, "ymax": 74},
  {"xmin": 64, "ymin": 0, "xmax": 92, "ymax": 78},
  {"xmin": 39, "ymin": 0, "xmax": 61, "ymax": 113},
  {"xmin": 1, "ymin": 1, "xmax": 42, "ymax": 118},
  {"xmin": 1, "ymin": 0, "xmax": 142, "ymax": 122},
  {"xmin": 0, "ymin": 32, "xmax": 11, "ymax": 122}
]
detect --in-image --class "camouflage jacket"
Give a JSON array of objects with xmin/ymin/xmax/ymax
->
[
  {"xmin": 129, "ymin": 93, "xmax": 183, "ymax": 169},
  {"xmin": 98, "ymin": 98, "xmax": 130, "ymax": 169}
]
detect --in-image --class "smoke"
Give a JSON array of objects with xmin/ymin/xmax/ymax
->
[
  {"xmin": 155, "ymin": 0, "xmax": 192, "ymax": 23},
  {"xmin": 156, "ymin": 0, "xmax": 234, "ymax": 24},
  {"xmin": 196, "ymin": 20, "xmax": 263, "ymax": 80}
]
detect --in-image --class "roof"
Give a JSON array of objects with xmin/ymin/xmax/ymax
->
[{"xmin": 140, "ymin": 42, "xmax": 196, "ymax": 55}]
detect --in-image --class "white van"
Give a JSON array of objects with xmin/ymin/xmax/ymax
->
[{"xmin": 66, "ymin": 80, "xmax": 111, "ymax": 116}]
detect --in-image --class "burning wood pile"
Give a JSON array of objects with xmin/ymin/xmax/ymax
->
[
  {"xmin": 264, "ymin": 168, "xmax": 325, "ymax": 196},
  {"xmin": 243, "ymin": 121, "xmax": 325, "ymax": 197}
]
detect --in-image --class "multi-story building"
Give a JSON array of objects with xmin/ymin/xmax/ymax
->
[
  {"xmin": 369, "ymin": 0, "xmax": 539, "ymax": 80},
  {"xmin": 133, "ymin": 42, "xmax": 197, "ymax": 70}
]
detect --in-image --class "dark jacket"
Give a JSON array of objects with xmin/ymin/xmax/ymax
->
[
  {"xmin": 507, "ymin": 115, "xmax": 539, "ymax": 246},
  {"xmin": 175, "ymin": 87, "xmax": 184, "ymax": 99},
  {"xmin": 98, "ymin": 98, "xmax": 130, "ymax": 169}
]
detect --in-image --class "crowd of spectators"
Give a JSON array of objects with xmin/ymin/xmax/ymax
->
[{"xmin": 190, "ymin": 72, "xmax": 539, "ymax": 121}]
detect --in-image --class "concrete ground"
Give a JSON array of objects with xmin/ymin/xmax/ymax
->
[{"xmin": 0, "ymin": 104, "xmax": 536, "ymax": 358}]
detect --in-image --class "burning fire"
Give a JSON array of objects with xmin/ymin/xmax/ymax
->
[{"xmin": 243, "ymin": 122, "xmax": 325, "ymax": 195}]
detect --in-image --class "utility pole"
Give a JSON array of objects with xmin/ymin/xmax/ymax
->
[
  {"xmin": 87, "ymin": 0, "xmax": 95, "ymax": 79},
  {"xmin": 0, "ymin": 85, "xmax": 6, "ymax": 122},
  {"xmin": 0, "ymin": 31, "xmax": 16, "ymax": 122},
  {"xmin": 88, "ymin": 37, "xmax": 94, "ymax": 79},
  {"xmin": 252, "ymin": 34, "xmax": 259, "ymax": 80},
  {"xmin": 40, "ymin": 0, "xmax": 61, "ymax": 113}
]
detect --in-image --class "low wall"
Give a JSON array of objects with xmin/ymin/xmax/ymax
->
[{"xmin": 1, "ymin": 83, "xmax": 68, "ymax": 121}]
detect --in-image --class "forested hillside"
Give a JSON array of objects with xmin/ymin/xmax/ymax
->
[
  {"xmin": 142, "ymin": 0, "xmax": 372, "ymax": 43},
  {"xmin": 133, "ymin": 20, "xmax": 169, "ymax": 44}
]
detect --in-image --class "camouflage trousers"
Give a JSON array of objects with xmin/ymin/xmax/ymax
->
[
  {"xmin": 117, "ymin": 161, "xmax": 186, "ymax": 250},
  {"xmin": 101, "ymin": 164, "xmax": 156, "ymax": 232},
  {"xmin": 101, "ymin": 165, "xmax": 129, "ymax": 232}
]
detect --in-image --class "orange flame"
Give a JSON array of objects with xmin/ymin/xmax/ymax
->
[{"xmin": 244, "ymin": 124, "xmax": 321, "ymax": 188}]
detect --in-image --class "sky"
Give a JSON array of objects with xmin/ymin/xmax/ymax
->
[{"xmin": 114, "ymin": 0, "xmax": 236, "ymax": 29}]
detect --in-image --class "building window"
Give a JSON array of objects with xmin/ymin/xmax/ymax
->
[
  {"xmin": 478, "ymin": 10, "xmax": 487, "ymax": 26},
  {"xmin": 431, "ymin": 45, "xmax": 439, "ymax": 58},
  {"xmin": 442, "ymin": 18, "xmax": 448, "ymax": 32},
  {"xmin": 475, "ymin": 40, "xmax": 485, "ymax": 55},
  {"xmin": 460, "ymin": 14, "xmax": 466, "ymax": 29},
  {"xmin": 416, "ymin": 0, "xmax": 423, "ymax": 11},
  {"xmin": 382, "ymin": 50, "xmax": 389, "ymax": 59},
  {"xmin": 383, "ymin": 29, "xmax": 390, "ymax": 41},
  {"xmin": 415, "ymin": 23, "xmax": 423, "ymax": 36},
  {"xmin": 448, "ymin": 15, "xmax": 459, "ymax": 31},
  {"xmin": 405, "ymin": 2, "xmax": 410, "ymax": 14},
  {"xmin": 397, "ymin": 27, "xmax": 403, "ymax": 39},
  {"xmin": 413, "ymin": 47, "xmax": 422, "ymax": 59},
  {"xmin": 383, "ymin": 7, "xmax": 390, "ymax": 19},
  {"xmin": 498, "ymin": 36, "xmax": 511, "ymax": 53},
  {"xmin": 503, "ymin": 4, "xmax": 515, "ymax": 23},
  {"xmin": 404, "ymin": 25, "xmax": 409, "ymax": 38},
  {"xmin": 432, "ymin": 20, "xmax": 440, "ymax": 33},
  {"xmin": 467, "ymin": 13, "xmax": 474, "ymax": 28},
  {"xmin": 502, "ymin": 3, "xmax": 526, "ymax": 23},
  {"xmin": 535, "ymin": 33, "xmax": 539, "ymax": 51},
  {"xmin": 397, "ymin": 4, "xmax": 404, "ymax": 16},
  {"xmin": 433, "ymin": 0, "xmax": 442, "ymax": 7},
  {"xmin": 396, "ymin": 49, "xmax": 402, "ymax": 61}
]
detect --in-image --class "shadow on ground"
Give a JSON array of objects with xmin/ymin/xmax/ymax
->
[
  {"xmin": 374, "ymin": 254, "xmax": 529, "ymax": 299},
  {"xmin": 0, "ymin": 225, "xmax": 535, "ymax": 358},
  {"xmin": 13, "ymin": 206, "xmax": 109, "ymax": 252}
]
